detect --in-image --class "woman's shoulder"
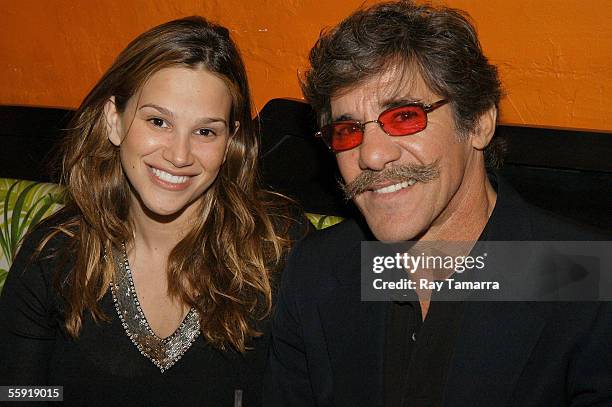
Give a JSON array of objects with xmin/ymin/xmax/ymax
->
[
  {"xmin": 10, "ymin": 207, "xmax": 79, "ymax": 286},
  {"xmin": 25, "ymin": 207, "xmax": 78, "ymax": 256},
  {"xmin": 0, "ymin": 209, "xmax": 78, "ymax": 335}
]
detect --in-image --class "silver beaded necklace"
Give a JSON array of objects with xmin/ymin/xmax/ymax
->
[{"xmin": 110, "ymin": 243, "xmax": 200, "ymax": 372}]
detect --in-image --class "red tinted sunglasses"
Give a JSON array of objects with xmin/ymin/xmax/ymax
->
[{"xmin": 316, "ymin": 99, "xmax": 449, "ymax": 153}]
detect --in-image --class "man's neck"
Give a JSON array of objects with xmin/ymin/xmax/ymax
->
[{"xmin": 420, "ymin": 163, "xmax": 497, "ymax": 242}]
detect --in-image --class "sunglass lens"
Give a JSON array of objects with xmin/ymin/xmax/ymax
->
[
  {"xmin": 380, "ymin": 105, "xmax": 427, "ymax": 136},
  {"xmin": 325, "ymin": 122, "xmax": 362, "ymax": 152}
]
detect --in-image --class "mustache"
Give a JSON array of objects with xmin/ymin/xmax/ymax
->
[{"xmin": 340, "ymin": 160, "xmax": 440, "ymax": 200}]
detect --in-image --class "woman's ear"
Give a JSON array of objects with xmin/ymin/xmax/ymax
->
[
  {"xmin": 224, "ymin": 121, "xmax": 240, "ymax": 163},
  {"xmin": 470, "ymin": 106, "xmax": 497, "ymax": 150},
  {"xmin": 232, "ymin": 121, "xmax": 240, "ymax": 137},
  {"xmin": 104, "ymin": 97, "xmax": 122, "ymax": 146}
]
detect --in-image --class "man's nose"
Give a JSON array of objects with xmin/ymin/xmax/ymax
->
[
  {"xmin": 357, "ymin": 122, "xmax": 401, "ymax": 171},
  {"xmin": 162, "ymin": 132, "xmax": 194, "ymax": 168}
]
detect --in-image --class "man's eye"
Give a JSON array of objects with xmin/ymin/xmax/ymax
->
[
  {"xmin": 336, "ymin": 127, "xmax": 349, "ymax": 136},
  {"xmin": 335, "ymin": 124, "xmax": 360, "ymax": 136},
  {"xmin": 196, "ymin": 128, "xmax": 216, "ymax": 137},
  {"xmin": 348, "ymin": 124, "xmax": 362, "ymax": 134},
  {"xmin": 148, "ymin": 118, "xmax": 168, "ymax": 128},
  {"xmin": 394, "ymin": 110, "xmax": 418, "ymax": 122}
]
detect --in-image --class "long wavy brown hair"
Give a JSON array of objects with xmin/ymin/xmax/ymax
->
[{"xmin": 43, "ymin": 16, "xmax": 292, "ymax": 352}]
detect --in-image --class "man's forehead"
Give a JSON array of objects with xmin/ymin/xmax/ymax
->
[{"xmin": 330, "ymin": 67, "xmax": 434, "ymax": 115}]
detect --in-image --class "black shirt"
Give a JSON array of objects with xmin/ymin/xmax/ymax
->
[
  {"xmin": 383, "ymin": 201, "xmax": 493, "ymax": 407},
  {"xmin": 384, "ymin": 300, "xmax": 465, "ymax": 407},
  {"xmin": 0, "ymin": 217, "xmax": 274, "ymax": 407}
]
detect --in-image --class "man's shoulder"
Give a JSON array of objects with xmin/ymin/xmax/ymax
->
[
  {"xmin": 492, "ymin": 173, "xmax": 610, "ymax": 241},
  {"xmin": 302, "ymin": 217, "xmax": 370, "ymax": 249},
  {"xmin": 281, "ymin": 218, "xmax": 369, "ymax": 289},
  {"xmin": 296, "ymin": 217, "xmax": 375, "ymax": 265},
  {"xmin": 524, "ymin": 204, "xmax": 610, "ymax": 241}
]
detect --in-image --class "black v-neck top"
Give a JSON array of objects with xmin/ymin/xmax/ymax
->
[{"xmin": 0, "ymin": 219, "xmax": 271, "ymax": 407}]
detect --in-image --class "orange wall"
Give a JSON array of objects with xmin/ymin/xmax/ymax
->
[{"xmin": 1, "ymin": 0, "xmax": 611, "ymax": 131}]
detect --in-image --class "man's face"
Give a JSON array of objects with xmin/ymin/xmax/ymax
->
[{"xmin": 331, "ymin": 70, "xmax": 483, "ymax": 241}]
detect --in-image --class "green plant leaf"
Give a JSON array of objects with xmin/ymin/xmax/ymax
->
[
  {"xmin": 3, "ymin": 181, "xmax": 20, "ymax": 244},
  {"xmin": 18, "ymin": 194, "xmax": 48, "ymax": 238},
  {"xmin": 2, "ymin": 180, "xmax": 21, "ymax": 259},
  {"xmin": 0, "ymin": 226, "xmax": 9, "ymax": 263},
  {"xmin": 317, "ymin": 215, "xmax": 329, "ymax": 230},
  {"xmin": 26, "ymin": 196, "xmax": 56, "ymax": 237},
  {"xmin": 10, "ymin": 183, "xmax": 38, "ymax": 258},
  {"xmin": 0, "ymin": 268, "xmax": 8, "ymax": 293}
]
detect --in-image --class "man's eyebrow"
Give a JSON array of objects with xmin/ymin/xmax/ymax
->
[
  {"xmin": 332, "ymin": 113, "xmax": 356, "ymax": 122},
  {"xmin": 331, "ymin": 97, "xmax": 425, "ymax": 122},
  {"xmin": 380, "ymin": 97, "xmax": 423, "ymax": 110}
]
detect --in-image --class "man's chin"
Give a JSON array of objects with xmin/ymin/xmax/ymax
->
[
  {"xmin": 358, "ymin": 202, "xmax": 426, "ymax": 242},
  {"xmin": 365, "ymin": 220, "xmax": 424, "ymax": 242}
]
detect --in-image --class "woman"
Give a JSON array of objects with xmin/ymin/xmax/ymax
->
[{"xmin": 0, "ymin": 16, "xmax": 297, "ymax": 406}]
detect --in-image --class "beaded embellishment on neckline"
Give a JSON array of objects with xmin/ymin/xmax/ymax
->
[{"xmin": 110, "ymin": 243, "xmax": 200, "ymax": 373}]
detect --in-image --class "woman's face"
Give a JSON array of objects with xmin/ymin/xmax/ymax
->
[{"xmin": 105, "ymin": 66, "xmax": 237, "ymax": 222}]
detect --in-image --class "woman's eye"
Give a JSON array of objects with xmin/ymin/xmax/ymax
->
[
  {"xmin": 148, "ymin": 118, "xmax": 168, "ymax": 128},
  {"xmin": 196, "ymin": 128, "xmax": 216, "ymax": 137}
]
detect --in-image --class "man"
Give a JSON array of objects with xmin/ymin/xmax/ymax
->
[{"xmin": 265, "ymin": 1, "xmax": 612, "ymax": 406}]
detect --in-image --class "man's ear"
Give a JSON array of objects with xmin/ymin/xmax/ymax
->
[
  {"xmin": 104, "ymin": 97, "xmax": 123, "ymax": 146},
  {"xmin": 470, "ymin": 106, "xmax": 497, "ymax": 150}
]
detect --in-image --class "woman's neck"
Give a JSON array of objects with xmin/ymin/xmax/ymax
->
[{"xmin": 127, "ymin": 199, "xmax": 198, "ymax": 258}]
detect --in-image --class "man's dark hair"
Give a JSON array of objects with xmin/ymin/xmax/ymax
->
[{"xmin": 302, "ymin": 0, "xmax": 503, "ymax": 141}]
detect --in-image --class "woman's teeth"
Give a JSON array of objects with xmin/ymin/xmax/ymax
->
[{"xmin": 151, "ymin": 167, "xmax": 190, "ymax": 184}]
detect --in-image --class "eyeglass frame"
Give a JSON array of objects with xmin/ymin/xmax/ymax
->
[{"xmin": 315, "ymin": 99, "xmax": 449, "ymax": 152}]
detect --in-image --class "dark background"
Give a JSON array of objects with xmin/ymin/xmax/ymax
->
[{"xmin": 1, "ymin": 100, "xmax": 611, "ymax": 230}]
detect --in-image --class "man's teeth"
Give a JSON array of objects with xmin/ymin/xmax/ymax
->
[
  {"xmin": 373, "ymin": 179, "xmax": 416, "ymax": 194},
  {"xmin": 151, "ymin": 168, "xmax": 190, "ymax": 184}
]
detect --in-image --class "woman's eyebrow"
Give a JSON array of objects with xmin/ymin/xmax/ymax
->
[
  {"xmin": 197, "ymin": 117, "xmax": 227, "ymax": 126},
  {"xmin": 139, "ymin": 103, "xmax": 174, "ymax": 118},
  {"xmin": 139, "ymin": 104, "xmax": 227, "ymax": 126}
]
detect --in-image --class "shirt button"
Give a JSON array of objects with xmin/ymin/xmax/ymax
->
[{"xmin": 411, "ymin": 332, "xmax": 417, "ymax": 342}]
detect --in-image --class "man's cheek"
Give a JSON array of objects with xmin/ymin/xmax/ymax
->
[{"xmin": 337, "ymin": 162, "xmax": 357, "ymax": 185}]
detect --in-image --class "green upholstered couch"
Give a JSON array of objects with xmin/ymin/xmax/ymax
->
[{"xmin": 0, "ymin": 179, "xmax": 65, "ymax": 289}]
